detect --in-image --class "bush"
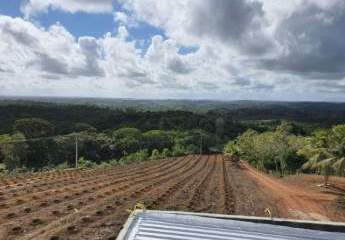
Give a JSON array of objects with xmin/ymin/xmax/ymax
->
[
  {"xmin": 109, "ymin": 159, "xmax": 119, "ymax": 166},
  {"xmin": 55, "ymin": 162, "xmax": 70, "ymax": 170},
  {"xmin": 162, "ymin": 148, "xmax": 171, "ymax": 158},
  {"xmin": 150, "ymin": 149, "xmax": 161, "ymax": 160},
  {"xmin": 97, "ymin": 162, "xmax": 111, "ymax": 169},
  {"xmin": 78, "ymin": 157, "xmax": 97, "ymax": 169},
  {"xmin": 120, "ymin": 150, "xmax": 149, "ymax": 164},
  {"xmin": 171, "ymin": 144, "xmax": 185, "ymax": 157}
]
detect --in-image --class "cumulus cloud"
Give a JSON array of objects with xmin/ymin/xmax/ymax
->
[
  {"xmin": 120, "ymin": 0, "xmax": 273, "ymax": 54},
  {"xmin": 22, "ymin": 0, "xmax": 113, "ymax": 17},
  {"xmin": 76, "ymin": 37, "xmax": 105, "ymax": 77},
  {"xmin": 145, "ymin": 36, "xmax": 194, "ymax": 75},
  {"xmin": 0, "ymin": 16, "xmax": 105, "ymax": 79},
  {"xmin": 188, "ymin": 0, "xmax": 273, "ymax": 55},
  {"xmin": 28, "ymin": 53, "xmax": 69, "ymax": 75},
  {"xmin": 1, "ymin": 0, "xmax": 345, "ymax": 100},
  {"xmin": 259, "ymin": 0, "xmax": 345, "ymax": 80}
]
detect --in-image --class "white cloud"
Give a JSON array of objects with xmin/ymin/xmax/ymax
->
[
  {"xmin": 1, "ymin": 0, "xmax": 345, "ymax": 100},
  {"xmin": 114, "ymin": 11, "xmax": 138, "ymax": 27},
  {"xmin": 0, "ymin": 16, "xmax": 105, "ymax": 79},
  {"xmin": 22, "ymin": 0, "xmax": 113, "ymax": 17}
]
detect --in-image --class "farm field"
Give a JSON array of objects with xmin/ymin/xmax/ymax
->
[{"xmin": 0, "ymin": 154, "xmax": 344, "ymax": 240}]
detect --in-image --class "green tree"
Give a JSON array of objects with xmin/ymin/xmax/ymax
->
[
  {"xmin": 298, "ymin": 130, "xmax": 333, "ymax": 185},
  {"xmin": 0, "ymin": 133, "xmax": 28, "ymax": 171},
  {"xmin": 112, "ymin": 128, "xmax": 142, "ymax": 157},
  {"xmin": 143, "ymin": 130, "xmax": 173, "ymax": 152},
  {"xmin": 12, "ymin": 118, "xmax": 56, "ymax": 169},
  {"xmin": 13, "ymin": 118, "xmax": 55, "ymax": 138},
  {"xmin": 74, "ymin": 123, "xmax": 97, "ymax": 132},
  {"xmin": 226, "ymin": 129, "xmax": 305, "ymax": 175},
  {"xmin": 328, "ymin": 125, "xmax": 345, "ymax": 176}
]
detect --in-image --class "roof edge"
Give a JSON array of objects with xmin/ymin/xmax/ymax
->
[{"xmin": 117, "ymin": 210, "xmax": 345, "ymax": 240}]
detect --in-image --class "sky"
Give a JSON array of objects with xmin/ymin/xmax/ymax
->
[{"xmin": 0, "ymin": 0, "xmax": 345, "ymax": 101}]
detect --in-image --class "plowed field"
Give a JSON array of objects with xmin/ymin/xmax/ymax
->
[{"xmin": 0, "ymin": 154, "xmax": 343, "ymax": 240}]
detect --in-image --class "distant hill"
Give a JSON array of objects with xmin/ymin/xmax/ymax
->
[
  {"xmin": 1, "ymin": 96, "xmax": 345, "ymax": 113},
  {"xmin": 0, "ymin": 97, "xmax": 344, "ymax": 135}
]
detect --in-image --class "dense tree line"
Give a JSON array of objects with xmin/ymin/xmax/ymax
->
[
  {"xmin": 0, "ymin": 101, "xmax": 344, "ymax": 172},
  {"xmin": 0, "ymin": 103, "xmax": 245, "ymax": 139},
  {"xmin": 224, "ymin": 122, "xmax": 345, "ymax": 181},
  {"xmin": 0, "ymin": 117, "xmax": 220, "ymax": 171},
  {"xmin": 1, "ymin": 101, "xmax": 344, "ymax": 135}
]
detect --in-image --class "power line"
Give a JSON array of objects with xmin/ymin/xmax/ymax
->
[{"xmin": 0, "ymin": 133, "xmax": 80, "ymax": 145}]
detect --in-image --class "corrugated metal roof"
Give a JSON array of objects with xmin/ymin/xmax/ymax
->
[{"xmin": 117, "ymin": 211, "xmax": 345, "ymax": 240}]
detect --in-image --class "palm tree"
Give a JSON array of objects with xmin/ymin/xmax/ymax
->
[
  {"xmin": 298, "ymin": 130, "xmax": 332, "ymax": 186},
  {"xmin": 299, "ymin": 125, "xmax": 345, "ymax": 186},
  {"xmin": 324, "ymin": 125, "xmax": 345, "ymax": 177}
]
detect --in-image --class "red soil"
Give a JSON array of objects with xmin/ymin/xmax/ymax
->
[
  {"xmin": 242, "ymin": 161, "xmax": 345, "ymax": 221},
  {"xmin": 0, "ymin": 155, "xmax": 343, "ymax": 240}
]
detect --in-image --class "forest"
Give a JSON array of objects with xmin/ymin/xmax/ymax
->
[{"xmin": 0, "ymin": 99, "xmax": 344, "ymax": 177}]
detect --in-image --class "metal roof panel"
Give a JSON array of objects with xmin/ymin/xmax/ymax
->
[{"xmin": 117, "ymin": 211, "xmax": 345, "ymax": 240}]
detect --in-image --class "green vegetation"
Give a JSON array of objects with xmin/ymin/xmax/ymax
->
[
  {"xmin": 0, "ymin": 133, "xmax": 28, "ymax": 171},
  {"xmin": 0, "ymin": 100, "xmax": 344, "ymax": 174},
  {"xmin": 298, "ymin": 125, "xmax": 345, "ymax": 184},
  {"xmin": 0, "ymin": 116, "xmax": 219, "ymax": 172},
  {"xmin": 224, "ymin": 122, "xmax": 345, "ymax": 180}
]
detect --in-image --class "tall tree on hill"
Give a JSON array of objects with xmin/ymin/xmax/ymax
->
[
  {"xmin": 13, "ymin": 118, "xmax": 55, "ymax": 138},
  {"xmin": 13, "ymin": 118, "xmax": 56, "ymax": 169}
]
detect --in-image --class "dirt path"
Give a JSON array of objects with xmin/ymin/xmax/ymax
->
[{"xmin": 241, "ymin": 161, "xmax": 336, "ymax": 221}]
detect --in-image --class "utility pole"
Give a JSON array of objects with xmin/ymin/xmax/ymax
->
[
  {"xmin": 75, "ymin": 135, "xmax": 78, "ymax": 168},
  {"xmin": 200, "ymin": 133, "xmax": 203, "ymax": 155}
]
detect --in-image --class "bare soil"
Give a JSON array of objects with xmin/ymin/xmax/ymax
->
[
  {"xmin": 0, "ymin": 155, "xmax": 343, "ymax": 240},
  {"xmin": 242, "ymin": 161, "xmax": 345, "ymax": 221}
]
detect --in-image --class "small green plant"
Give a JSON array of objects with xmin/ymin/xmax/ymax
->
[
  {"xmin": 109, "ymin": 159, "xmax": 119, "ymax": 166},
  {"xmin": 150, "ymin": 149, "xmax": 161, "ymax": 160},
  {"xmin": 78, "ymin": 157, "xmax": 97, "ymax": 169},
  {"xmin": 55, "ymin": 162, "xmax": 70, "ymax": 170},
  {"xmin": 162, "ymin": 148, "xmax": 171, "ymax": 158},
  {"xmin": 97, "ymin": 162, "xmax": 111, "ymax": 169}
]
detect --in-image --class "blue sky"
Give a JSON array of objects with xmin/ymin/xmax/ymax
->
[
  {"xmin": 0, "ymin": 0, "xmax": 22, "ymax": 17},
  {"xmin": 0, "ymin": 0, "xmax": 164, "ymax": 41},
  {"xmin": 0, "ymin": 0, "xmax": 161, "ymax": 45},
  {"xmin": 0, "ymin": 0, "xmax": 344, "ymax": 101}
]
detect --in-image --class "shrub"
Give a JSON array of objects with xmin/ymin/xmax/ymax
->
[
  {"xmin": 162, "ymin": 148, "xmax": 171, "ymax": 158},
  {"xmin": 78, "ymin": 157, "xmax": 97, "ymax": 169},
  {"xmin": 97, "ymin": 162, "xmax": 111, "ymax": 169},
  {"xmin": 150, "ymin": 149, "xmax": 161, "ymax": 160},
  {"xmin": 55, "ymin": 162, "xmax": 70, "ymax": 170},
  {"xmin": 171, "ymin": 144, "xmax": 185, "ymax": 157},
  {"xmin": 119, "ymin": 150, "xmax": 149, "ymax": 164}
]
